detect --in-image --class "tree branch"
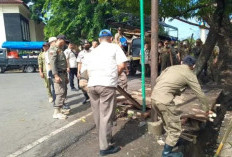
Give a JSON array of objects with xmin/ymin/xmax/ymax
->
[
  {"xmin": 175, "ymin": 17, "xmax": 210, "ymax": 29},
  {"xmin": 173, "ymin": 3, "xmax": 213, "ymax": 18}
]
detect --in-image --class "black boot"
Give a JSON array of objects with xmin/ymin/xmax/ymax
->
[
  {"xmin": 100, "ymin": 146, "xmax": 121, "ymax": 156},
  {"xmin": 162, "ymin": 144, "xmax": 183, "ymax": 157},
  {"xmin": 82, "ymin": 93, "xmax": 89, "ymax": 104}
]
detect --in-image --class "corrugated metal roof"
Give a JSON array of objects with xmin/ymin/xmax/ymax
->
[{"xmin": 0, "ymin": 0, "xmax": 23, "ymax": 4}]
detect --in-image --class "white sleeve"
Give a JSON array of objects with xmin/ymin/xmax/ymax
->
[
  {"xmin": 115, "ymin": 45, "xmax": 128, "ymax": 65},
  {"xmin": 45, "ymin": 51, "xmax": 50, "ymax": 64},
  {"xmin": 76, "ymin": 51, "xmax": 83, "ymax": 63},
  {"xmin": 64, "ymin": 49, "xmax": 70, "ymax": 59}
]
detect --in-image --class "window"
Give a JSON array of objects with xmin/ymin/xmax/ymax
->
[
  {"xmin": 20, "ymin": 16, "xmax": 30, "ymax": 41},
  {"xmin": 0, "ymin": 50, "xmax": 4, "ymax": 58}
]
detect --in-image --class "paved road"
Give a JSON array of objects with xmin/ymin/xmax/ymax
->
[
  {"xmin": 0, "ymin": 71, "xmax": 145, "ymax": 157},
  {"xmin": 0, "ymin": 72, "xmax": 92, "ymax": 157}
]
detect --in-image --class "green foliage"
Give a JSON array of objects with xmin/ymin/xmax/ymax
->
[
  {"xmin": 110, "ymin": 0, "xmax": 151, "ymax": 15},
  {"xmin": 22, "ymin": 0, "xmax": 45, "ymax": 22},
  {"xmin": 24, "ymin": 0, "xmax": 232, "ymax": 43},
  {"xmin": 41, "ymin": 0, "xmax": 116, "ymax": 43}
]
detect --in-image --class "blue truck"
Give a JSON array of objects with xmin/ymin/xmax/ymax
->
[{"xmin": 0, "ymin": 41, "xmax": 44, "ymax": 73}]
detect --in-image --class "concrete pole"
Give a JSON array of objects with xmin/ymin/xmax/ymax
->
[{"xmin": 150, "ymin": 0, "xmax": 159, "ymax": 121}]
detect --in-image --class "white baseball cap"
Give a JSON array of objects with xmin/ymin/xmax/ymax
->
[{"xmin": 48, "ymin": 37, "xmax": 57, "ymax": 43}]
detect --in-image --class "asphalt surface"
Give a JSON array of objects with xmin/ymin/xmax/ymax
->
[
  {"xmin": 0, "ymin": 72, "xmax": 93, "ymax": 157},
  {"xmin": 0, "ymin": 72, "xmax": 159, "ymax": 157}
]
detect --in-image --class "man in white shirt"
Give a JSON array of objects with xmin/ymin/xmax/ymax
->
[
  {"xmin": 77, "ymin": 40, "xmax": 91, "ymax": 104},
  {"xmin": 64, "ymin": 42, "xmax": 79, "ymax": 91},
  {"xmin": 87, "ymin": 29, "xmax": 128, "ymax": 156},
  {"xmin": 90, "ymin": 40, "xmax": 98, "ymax": 51}
]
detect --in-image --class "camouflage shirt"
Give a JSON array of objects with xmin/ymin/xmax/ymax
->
[
  {"xmin": 160, "ymin": 47, "xmax": 171, "ymax": 60},
  {"xmin": 192, "ymin": 45, "xmax": 202, "ymax": 59},
  {"xmin": 38, "ymin": 51, "xmax": 46, "ymax": 74},
  {"xmin": 48, "ymin": 45, "xmax": 67, "ymax": 75}
]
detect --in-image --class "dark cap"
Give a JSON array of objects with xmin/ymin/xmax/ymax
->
[
  {"xmin": 56, "ymin": 35, "xmax": 69, "ymax": 43},
  {"xmin": 99, "ymin": 29, "xmax": 113, "ymax": 38},
  {"xmin": 196, "ymin": 39, "xmax": 202, "ymax": 43},
  {"xmin": 83, "ymin": 39, "xmax": 90, "ymax": 45},
  {"xmin": 183, "ymin": 55, "xmax": 196, "ymax": 66},
  {"xmin": 43, "ymin": 42, "xmax": 49, "ymax": 46}
]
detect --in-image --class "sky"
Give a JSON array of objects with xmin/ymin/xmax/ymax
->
[{"xmin": 165, "ymin": 18, "xmax": 201, "ymax": 40}]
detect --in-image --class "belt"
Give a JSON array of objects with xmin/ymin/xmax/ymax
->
[{"xmin": 58, "ymin": 70, "xmax": 67, "ymax": 74}]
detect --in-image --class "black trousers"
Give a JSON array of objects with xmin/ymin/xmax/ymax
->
[
  {"xmin": 69, "ymin": 68, "xmax": 79, "ymax": 89},
  {"xmin": 48, "ymin": 70, "xmax": 56, "ymax": 105}
]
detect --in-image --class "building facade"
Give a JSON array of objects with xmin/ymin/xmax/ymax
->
[{"xmin": 0, "ymin": 0, "xmax": 44, "ymax": 45}]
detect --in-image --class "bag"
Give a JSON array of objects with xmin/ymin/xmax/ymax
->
[
  {"xmin": 80, "ymin": 70, "xmax": 89, "ymax": 80},
  {"xmin": 120, "ymin": 36, "xmax": 127, "ymax": 47}
]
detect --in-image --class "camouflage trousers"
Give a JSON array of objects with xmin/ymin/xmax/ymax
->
[
  {"xmin": 53, "ymin": 73, "xmax": 68, "ymax": 108},
  {"xmin": 152, "ymin": 100, "xmax": 182, "ymax": 147},
  {"xmin": 43, "ymin": 73, "xmax": 52, "ymax": 98}
]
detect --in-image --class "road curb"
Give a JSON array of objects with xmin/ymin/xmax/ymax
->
[{"xmin": 21, "ymin": 115, "xmax": 96, "ymax": 157}]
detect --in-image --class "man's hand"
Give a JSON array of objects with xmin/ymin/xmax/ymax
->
[
  {"xmin": 54, "ymin": 75, "xmax": 62, "ymax": 83},
  {"xmin": 207, "ymin": 110, "xmax": 214, "ymax": 115},
  {"xmin": 67, "ymin": 67, "xmax": 70, "ymax": 73},
  {"xmin": 126, "ymin": 69, "xmax": 129, "ymax": 75},
  {"xmin": 207, "ymin": 110, "xmax": 217, "ymax": 122},
  {"xmin": 40, "ymin": 72, "xmax": 44, "ymax": 78},
  {"xmin": 65, "ymin": 78, "xmax": 69, "ymax": 84},
  {"xmin": 77, "ymin": 72, "xmax": 81, "ymax": 79},
  {"xmin": 117, "ymin": 62, "xmax": 126, "ymax": 76}
]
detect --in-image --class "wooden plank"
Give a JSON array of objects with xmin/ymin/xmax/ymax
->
[
  {"xmin": 174, "ymin": 88, "xmax": 222, "ymax": 117},
  {"xmin": 116, "ymin": 85, "xmax": 142, "ymax": 110}
]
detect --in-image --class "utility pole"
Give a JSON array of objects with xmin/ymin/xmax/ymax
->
[{"xmin": 150, "ymin": 0, "xmax": 159, "ymax": 121}]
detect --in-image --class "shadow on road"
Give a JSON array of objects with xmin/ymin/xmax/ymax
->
[
  {"xmin": 113, "ymin": 119, "xmax": 146, "ymax": 147},
  {"xmin": 69, "ymin": 103, "xmax": 91, "ymax": 116},
  {"xmin": 67, "ymin": 93, "xmax": 82, "ymax": 99}
]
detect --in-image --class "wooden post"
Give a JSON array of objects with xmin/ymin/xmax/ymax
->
[{"xmin": 150, "ymin": 0, "xmax": 159, "ymax": 121}]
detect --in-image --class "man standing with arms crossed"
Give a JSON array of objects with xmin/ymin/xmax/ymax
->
[
  {"xmin": 87, "ymin": 29, "xmax": 128, "ymax": 156},
  {"xmin": 49, "ymin": 35, "xmax": 70, "ymax": 119}
]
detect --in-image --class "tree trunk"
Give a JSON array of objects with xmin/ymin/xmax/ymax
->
[
  {"xmin": 150, "ymin": 0, "xmax": 159, "ymax": 122},
  {"xmin": 194, "ymin": 30, "xmax": 218, "ymax": 76},
  {"xmin": 217, "ymin": 34, "xmax": 232, "ymax": 84},
  {"xmin": 150, "ymin": 0, "xmax": 159, "ymax": 89},
  {"xmin": 194, "ymin": 0, "xmax": 228, "ymax": 77}
]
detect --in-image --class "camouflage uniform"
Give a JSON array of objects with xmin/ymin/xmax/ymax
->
[
  {"xmin": 181, "ymin": 47, "xmax": 190, "ymax": 61},
  {"xmin": 170, "ymin": 46, "xmax": 178, "ymax": 65},
  {"xmin": 38, "ymin": 51, "xmax": 52, "ymax": 98},
  {"xmin": 151, "ymin": 64, "xmax": 209, "ymax": 147},
  {"xmin": 49, "ymin": 46, "xmax": 68, "ymax": 108},
  {"xmin": 160, "ymin": 47, "xmax": 172, "ymax": 72},
  {"xmin": 192, "ymin": 45, "xmax": 202, "ymax": 59}
]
